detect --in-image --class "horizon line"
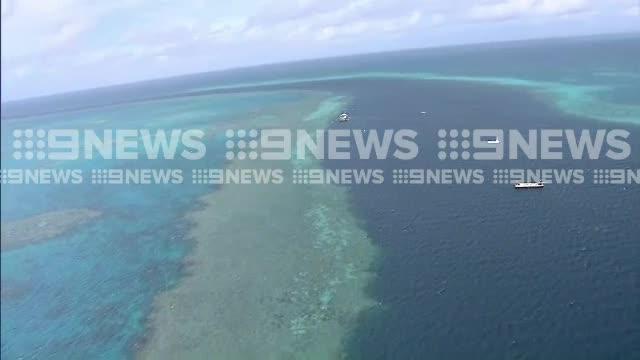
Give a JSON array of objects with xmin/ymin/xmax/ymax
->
[{"xmin": 2, "ymin": 30, "xmax": 639, "ymax": 105}]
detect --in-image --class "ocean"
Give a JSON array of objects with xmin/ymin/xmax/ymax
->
[{"xmin": 1, "ymin": 34, "xmax": 639, "ymax": 359}]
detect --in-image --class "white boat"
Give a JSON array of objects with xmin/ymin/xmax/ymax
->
[
  {"xmin": 514, "ymin": 181, "xmax": 544, "ymax": 189},
  {"xmin": 337, "ymin": 112, "xmax": 350, "ymax": 122},
  {"xmin": 487, "ymin": 138, "xmax": 500, "ymax": 144}
]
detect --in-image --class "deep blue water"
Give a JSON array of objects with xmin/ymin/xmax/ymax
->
[{"xmin": 316, "ymin": 79, "xmax": 640, "ymax": 359}]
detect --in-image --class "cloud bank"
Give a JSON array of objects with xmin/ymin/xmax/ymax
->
[{"xmin": 1, "ymin": 0, "xmax": 638, "ymax": 100}]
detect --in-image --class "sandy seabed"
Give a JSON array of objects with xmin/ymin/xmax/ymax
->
[{"xmin": 138, "ymin": 93, "xmax": 378, "ymax": 359}]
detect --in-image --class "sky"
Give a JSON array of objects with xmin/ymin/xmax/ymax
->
[{"xmin": 1, "ymin": 0, "xmax": 639, "ymax": 101}]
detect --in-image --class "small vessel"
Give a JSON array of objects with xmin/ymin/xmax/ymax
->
[
  {"xmin": 337, "ymin": 112, "xmax": 351, "ymax": 122},
  {"xmin": 514, "ymin": 181, "xmax": 544, "ymax": 189},
  {"xmin": 487, "ymin": 138, "xmax": 500, "ymax": 144}
]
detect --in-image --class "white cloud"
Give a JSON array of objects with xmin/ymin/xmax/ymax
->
[
  {"xmin": 3, "ymin": 0, "xmax": 639, "ymax": 101},
  {"xmin": 12, "ymin": 64, "xmax": 33, "ymax": 78},
  {"xmin": 535, "ymin": 0, "xmax": 589, "ymax": 15},
  {"xmin": 208, "ymin": 18, "xmax": 249, "ymax": 42},
  {"xmin": 239, "ymin": 0, "xmax": 428, "ymax": 44},
  {"xmin": 155, "ymin": 55, "xmax": 169, "ymax": 63},
  {"xmin": 243, "ymin": 26, "xmax": 265, "ymax": 40},
  {"xmin": 0, "ymin": 0, "xmax": 141, "ymax": 59},
  {"xmin": 45, "ymin": 21, "xmax": 90, "ymax": 49},
  {"xmin": 468, "ymin": 0, "xmax": 589, "ymax": 21},
  {"xmin": 315, "ymin": 10, "xmax": 422, "ymax": 41},
  {"xmin": 624, "ymin": 5, "xmax": 639, "ymax": 16},
  {"xmin": 71, "ymin": 41, "xmax": 177, "ymax": 67},
  {"xmin": 430, "ymin": 13, "xmax": 446, "ymax": 26},
  {"xmin": 469, "ymin": 0, "xmax": 534, "ymax": 21}
]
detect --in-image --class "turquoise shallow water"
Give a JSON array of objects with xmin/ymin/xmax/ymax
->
[{"xmin": 0, "ymin": 91, "xmax": 311, "ymax": 358}]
